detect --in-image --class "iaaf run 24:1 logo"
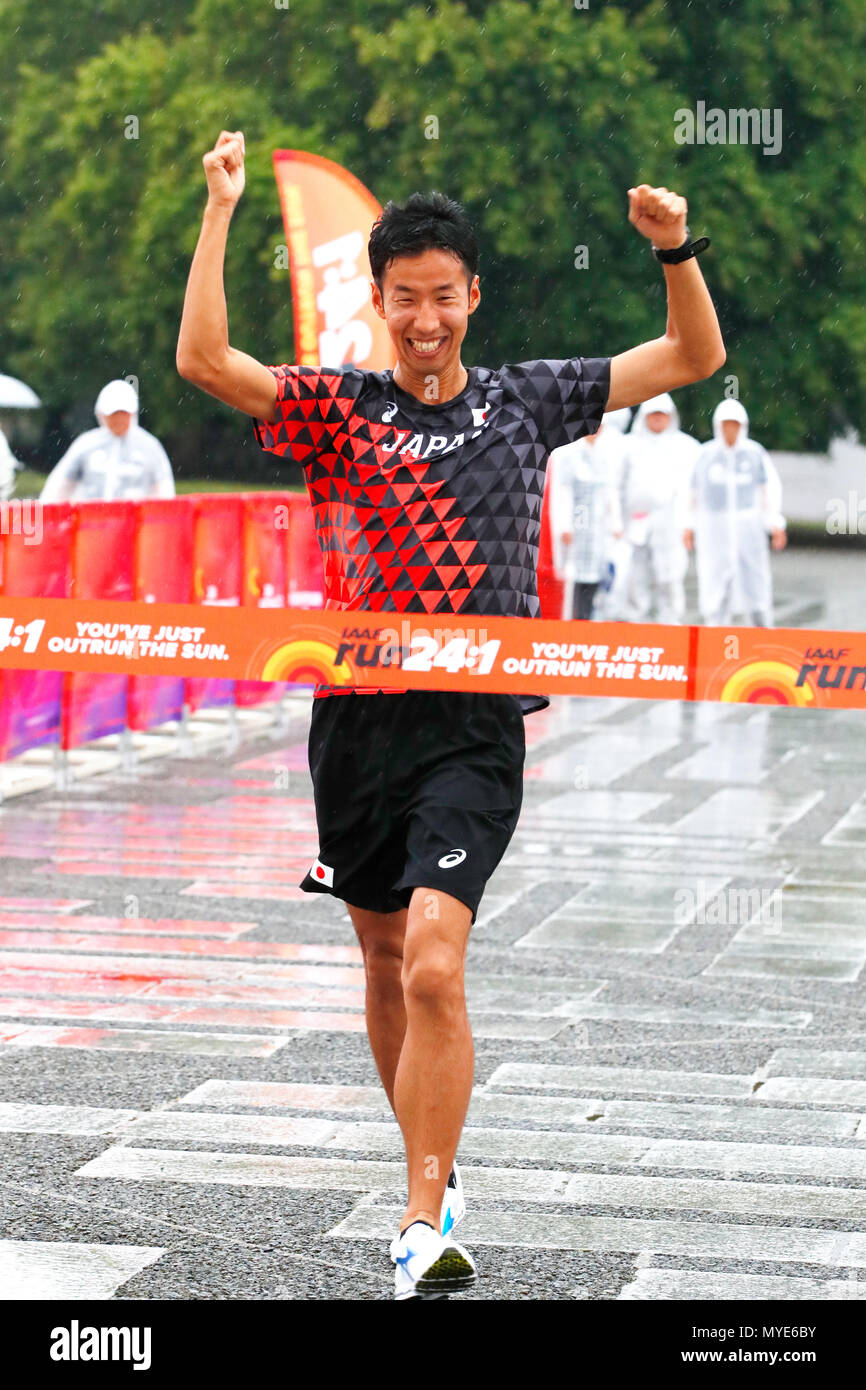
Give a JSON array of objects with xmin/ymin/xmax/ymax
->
[
  {"xmin": 330, "ymin": 624, "xmax": 500, "ymax": 676},
  {"xmin": 259, "ymin": 623, "xmax": 501, "ymax": 685}
]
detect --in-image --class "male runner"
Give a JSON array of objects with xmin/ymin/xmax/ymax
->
[{"xmin": 177, "ymin": 130, "xmax": 725, "ymax": 1300}]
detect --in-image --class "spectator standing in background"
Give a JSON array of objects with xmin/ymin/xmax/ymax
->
[
  {"xmin": 684, "ymin": 398, "xmax": 786, "ymax": 626},
  {"xmin": 595, "ymin": 406, "xmax": 632, "ymax": 618},
  {"xmin": 40, "ymin": 379, "xmax": 175, "ymax": 502},
  {"xmin": 603, "ymin": 406, "xmax": 633, "ymax": 437},
  {"xmin": 0, "ymin": 424, "xmax": 19, "ymax": 500},
  {"xmin": 549, "ymin": 419, "xmax": 623, "ymax": 619},
  {"xmin": 618, "ymin": 392, "xmax": 699, "ymax": 624}
]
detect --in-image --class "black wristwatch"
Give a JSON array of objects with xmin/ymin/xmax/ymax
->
[{"xmin": 652, "ymin": 227, "xmax": 711, "ymax": 264}]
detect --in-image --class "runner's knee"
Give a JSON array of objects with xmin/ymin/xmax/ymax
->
[
  {"xmin": 348, "ymin": 908, "xmax": 405, "ymax": 973},
  {"xmin": 402, "ymin": 943, "xmax": 465, "ymax": 1009}
]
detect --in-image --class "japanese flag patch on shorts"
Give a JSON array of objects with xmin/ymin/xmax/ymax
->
[{"xmin": 310, "ymin": 857, "xmax": 334, "ymax": 887}]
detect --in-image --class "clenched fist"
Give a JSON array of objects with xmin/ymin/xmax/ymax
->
[
  {"xmin": 628, "ymin": 184, "xmax": 688, "ymax": 251},
  {"xmin": 203, "ymin": 130, "xmax": 246, "ymax": 211}
]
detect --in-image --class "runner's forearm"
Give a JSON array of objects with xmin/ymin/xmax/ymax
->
[
  {"xmin": 176, "ymin": 201, "xmax": 235, "ymax": 381},
  {"xmin": 662, "ymin": 258, "xmax": 724, "ymax": 376}
]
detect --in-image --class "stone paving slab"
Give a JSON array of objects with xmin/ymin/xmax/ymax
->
[
  {"xmin": 0, "ymin": 1025, "xmax": 291, "ymax": 1056},
  {"xmin": 0, "ymin": 1102, "xmax": 140, "ymax": 1136},
  {"xmin": 76, "ymin": 1148, "xmax": 573, "ymax": 1202},
  {"xmin": 619, "ymin": 1268, "xmax": 866, "ymax": 1300},
  {"xmin": 486, "ymin": 1063, "xmax": 757, "ymax": 1098},
  {"xmin": 767, "ymin": 1049, "xmax": 866, "ymax": 1080},
  {"xmin": 638, "ymin": 1138, "xmax": 866, "ymax": 1181},
  {"xmin": 323, "ymin": 1120, "xmax": 652, "ymax": 1165},
  {"xmin": 327, "ymin": 1204, "xmax": 866, "ymax": 1267},
  {"xmin": 563, "ymin": 1172, "xmax": 866, "ymax": 1221},
  {"xmin": 756, "ymin": 1076, "xmax": 866, "ymax": 1108},
  {"xmin": 0, "ymin": 1239, "xmax": 166, "ymax": 1300}
]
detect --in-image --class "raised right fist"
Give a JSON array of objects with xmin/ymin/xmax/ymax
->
[{"xmin": 203, "ymin": 130, "xmax": 246, "ymax": 210}]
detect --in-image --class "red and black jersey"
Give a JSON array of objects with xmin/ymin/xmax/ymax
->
[
  {"xmin": 254, "ymin": 358, "xmax": 609, "ymax": 710},
  {"xmin": 254, "ymin": 357, "xmax": 610, "ymax": 622}
]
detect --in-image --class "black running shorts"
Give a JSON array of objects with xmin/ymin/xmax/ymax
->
[{"xmin": 300, "ymin": 691, "xmax": 525, "ymax": 921}]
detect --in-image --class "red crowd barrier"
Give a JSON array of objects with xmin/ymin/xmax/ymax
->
[
  {"xmin": 128, "ymin": 498, "xmax": 195, "ymax": 732},
  {"xmin": 537, "ymin": 481, "xmax": 564, "ymax": 623},
  {"xmin": 0, "ymin": 491, "xmax": 326, "ymax": 761},
  {"xmin": 0, "ymin": 503, "xmax": 74, "ymax": 760},
  {"xmin": 62, "ymin": 501, "xmax": 137, "ymax": 750},
  {"xmin": 235, "ymin": 491, "xmax": 293, "ymax": 709},
  {"xmin": 185, "ymin": 495, "xmax": 243, "ymax": 715},
  {"xmin": 287, "ymin": 494, "xmax": 325, "ymax": 608}
]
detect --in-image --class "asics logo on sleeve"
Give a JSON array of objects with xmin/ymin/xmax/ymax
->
[
  {"xmin": 438, "ymin": 848, "xmax": 467, "ymax": 868},
  {"xmin": 381, "ymin": 401, "xmax": 399, "ymax": 422}
]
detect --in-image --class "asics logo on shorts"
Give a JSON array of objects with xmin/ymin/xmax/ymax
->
[{"xmin": 438, "ymin": 848, "xmax": 467, "ymax": 868}]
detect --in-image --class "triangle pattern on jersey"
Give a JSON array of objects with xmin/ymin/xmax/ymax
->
[{"xmin": 252, "ymin": 357, "xmax": 610, "ymax": 623}]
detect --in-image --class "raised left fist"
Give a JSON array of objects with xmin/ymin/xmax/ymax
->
[{"xmin": 628, "ymin": 184, "xmax": 688, "ymax": 251}]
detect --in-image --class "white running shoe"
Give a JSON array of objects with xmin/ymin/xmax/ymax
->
[
  {"xmin": 393, "ymin": 1220, "xmax": 477, "ymax": 1300},
  {"xmin": 389, "ymin": 1162, "xmax": 466, "ymax": 1262},
  {"xmin": 441, "ymin": 1161, "xmax": 466, "ymax": 1237}
]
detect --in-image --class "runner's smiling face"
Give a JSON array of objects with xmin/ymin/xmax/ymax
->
[{"xmin": 371, "ymin": 249, "xmax": 480, "ymax": 382}]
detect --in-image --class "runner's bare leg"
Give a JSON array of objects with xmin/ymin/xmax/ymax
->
[
  {"xmin": 349, "ymin": 888, "xmax": 474, "ymax": 1233},
  {"xmin": 348, "ymin": 904, "xmax": 408, "ymax": 1110}
]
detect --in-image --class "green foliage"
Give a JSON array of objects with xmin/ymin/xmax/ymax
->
[{"xmin": 0, "ymin": 0, "xmax": 862, "ymax": 470}]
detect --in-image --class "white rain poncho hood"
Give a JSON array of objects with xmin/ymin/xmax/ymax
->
[
  {"xmin": 712, "ymin": 398, "xmax": 749, "ymax": 443},
  {"xmin": 94, "ymin": 379, "xmax": 139, "ymax": 424},
  {"xmin": 0, "ymin": 426, "xmax": 18, "ymax": 501},
  {"xmin": 603, "ymin": 406, "xmax": 633, "ymax": 434},
  {"xmin": 631, "ymin": 393, "xmax": 680, "ymax": 437}
]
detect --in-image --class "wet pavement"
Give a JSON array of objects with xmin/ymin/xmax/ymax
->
[{"xmin": 1, "ymin": 662, "xmax": 866, "ymax": 1302}]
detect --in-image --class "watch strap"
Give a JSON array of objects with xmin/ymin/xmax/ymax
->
[{"xmin": 653, "ymin": 235, "xmax": 711, "ymax": 265}]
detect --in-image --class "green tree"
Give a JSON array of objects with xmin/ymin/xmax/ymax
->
[{"xmin": 0, "ymin": 0, "xmax": 863, "ymax": 469}]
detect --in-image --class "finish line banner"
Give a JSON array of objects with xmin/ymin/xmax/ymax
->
[{"xmin": 0, "ymin": 596, "xmax": 863, "ymax": 709}]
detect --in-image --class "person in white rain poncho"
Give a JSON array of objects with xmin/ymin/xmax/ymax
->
[
  {"xmin": 618, "ymin": 392, "xmax": 699, "ymax": 624},
  {"xmin": 40, "ymin": 380, "xmax": 175, "ymax": 502},
  {"xmin": 684, "ymin": 399, "xmax": 786, "ymax": 627},
  {"xmin": 603, "ymin": 406, "xmax": 633, "ymax": 436},
  {"xmin": 593, "ymin": 406, "xmax": 632, "ymax": 617},
  {"xmin": 549, "ymin": 419, "xmax": 624, "ymax": 619},
  {"xmin": 0, "ymin": 425, "xmax": 20, "ymax": 500}
]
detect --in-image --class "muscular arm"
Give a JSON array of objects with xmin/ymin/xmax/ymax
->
[
  {"xmin": 606, "ymin": 185, "xmax": 726, "ymax": 413},
  {"xmin": 176, "ymin": 131, "xmax": 278, "ymax": 422}
]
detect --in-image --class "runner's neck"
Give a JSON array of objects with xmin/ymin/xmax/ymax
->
[{"xmin": 392, "ymin": 361, "xmax": 468, "ymax": 405}]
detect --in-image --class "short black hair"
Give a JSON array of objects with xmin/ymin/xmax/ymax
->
[{"xmin": 368, "ymin": 191, "xmax": 479, "ymax": 289}]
